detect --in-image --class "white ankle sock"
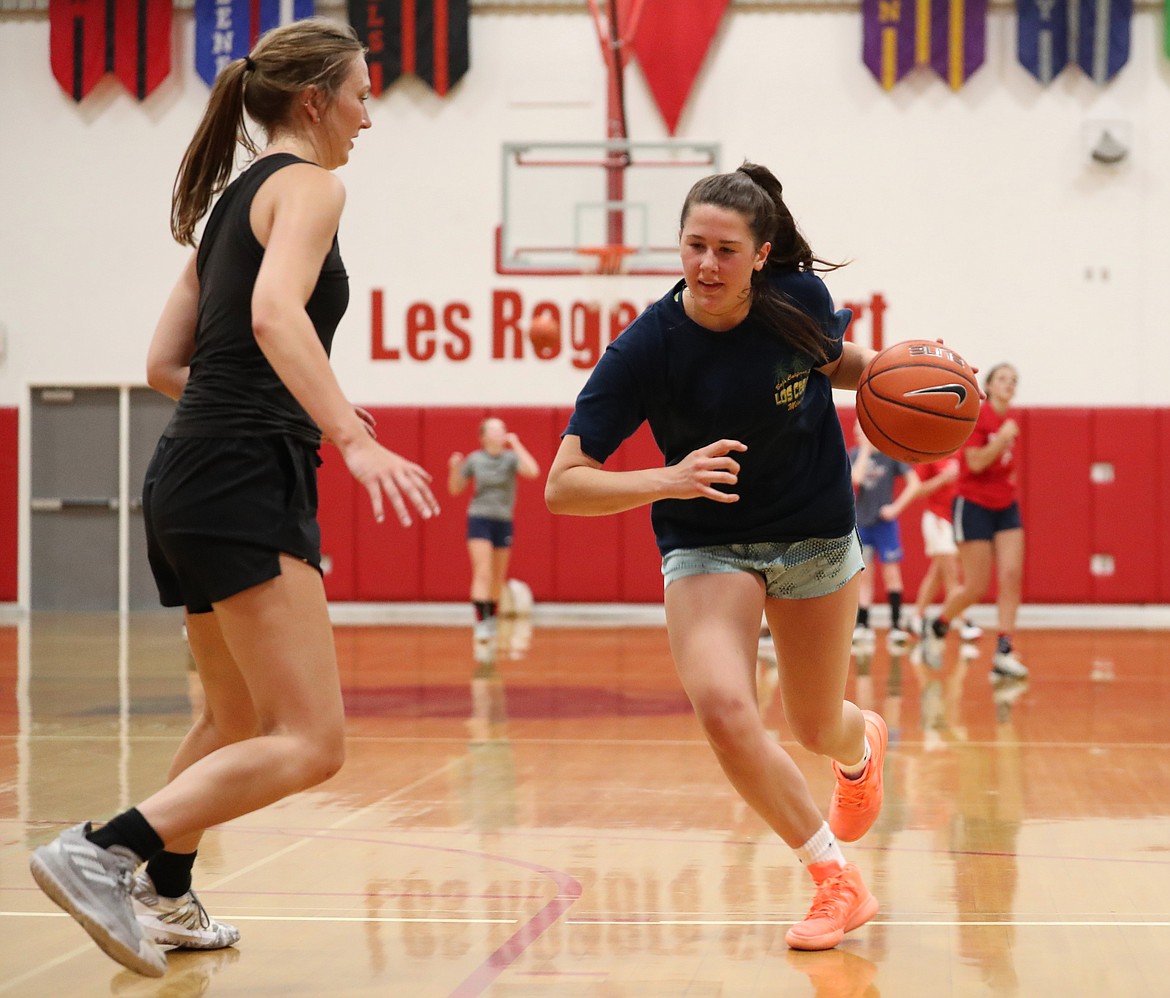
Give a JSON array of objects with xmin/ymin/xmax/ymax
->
[
  {"xmin": 795, "ymin": 821, "xmax": 846, "ymax": 870},
  {"xmin": 838, "ymin": 737, "xmax": 871, "ymax": 779}
]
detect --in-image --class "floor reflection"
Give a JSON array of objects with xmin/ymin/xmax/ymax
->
[{"xmin": 4, "ymin": 614, "xmax": 1170, "ymax": 996}]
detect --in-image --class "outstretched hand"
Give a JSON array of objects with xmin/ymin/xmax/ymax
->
[
  {"xmin": 668, "ymin": 439, "xmax": 747, "ymax": 503},
  {"xmin": 343, "ymin": 436, "xmax": 441, "ymax": 526}
]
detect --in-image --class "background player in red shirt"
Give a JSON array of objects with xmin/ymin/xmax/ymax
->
[{"xmin": 922, "ymin": 364, "xmax": 1027, "ymax": 680}]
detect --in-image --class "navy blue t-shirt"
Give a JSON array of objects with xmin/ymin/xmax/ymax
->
[{"xmin": 565, "ymin": 269, "xmax": 856, "ymax": 556}]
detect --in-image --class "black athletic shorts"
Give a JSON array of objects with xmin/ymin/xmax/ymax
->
[{"xmin": 142, "ymin": 434, "xmax": 323, "ymax": 614}]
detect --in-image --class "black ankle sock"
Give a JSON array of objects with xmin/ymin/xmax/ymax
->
[
  {"xmin": 856, "ymin": 607, "xmax": 870, "ymax": 628},
  {"xmin": 888, "ymin": 591, "xmax": 903, "ymax": 630},
  {"xmin": 932, "ymin": 618, "xmax": 950, "ymax": 638},
  {"xmin": 996, "ymin": 633, "xmax": 1013, "ymax": 655},
  {"xmin": 145, "ymin": 850, "xmax": 197, "ymax": 898},
  {"xmin": 86, "ymin": 807, "xmax": 164, "ymax": 864}
]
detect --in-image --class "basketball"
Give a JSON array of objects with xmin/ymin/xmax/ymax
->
[
  {"xmin": 528, "ymin": 315, "xmax": 559, "ymax": 358},
  {"xmin": 856, "ymin": 340, "xmax": 980, "ymax": 463}
]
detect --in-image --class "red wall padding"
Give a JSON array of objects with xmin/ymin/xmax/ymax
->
[
  {"xmin": 1021, "ymin": 409, "xmax": 1093, "ymax": 602},
  {"xmin": 1, "ymin": 405, "xmax": 1167, "ymax": 605},
  {"xmin": 0, "ymin": 409, "xmax": 16, "ymax": 601},
  {"xmin": 1161, "ymin": 409, "xmax": 1170, "ymax": 602}
]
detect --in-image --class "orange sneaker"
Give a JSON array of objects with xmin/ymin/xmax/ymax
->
[
  {"xmin": 828, "ymin": 710, "xmax": 888, "ymax": 842},
  {"xmin": 785, "ymin": 863, "xmax": 879, "ymax": 951}
]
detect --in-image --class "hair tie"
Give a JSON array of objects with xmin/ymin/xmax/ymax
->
[{"xmin": 244, "ymin": 56, "xmax": 256, "ymax": 72}]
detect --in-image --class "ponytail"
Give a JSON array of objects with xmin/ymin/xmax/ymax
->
[{"xmin": 171, "ymin": 59, "xmax": 257, "ymax": 246}]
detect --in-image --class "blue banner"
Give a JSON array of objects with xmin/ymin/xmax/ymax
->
[
  {"xmin": 1017, "ymin": 0, "xmax": 1071, "ymax": 83},
  {"xmin": 195, "ymin": 0, "xmax": 315, "ymax": 87},
  {"xmin": 1076, "ymin": 0, "xmax": 1132, "ymax": 82}
]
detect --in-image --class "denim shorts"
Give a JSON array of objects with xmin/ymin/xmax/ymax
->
[{"xmin": 660, "ymin": 531, "xmax": 864, "ymax": 599}]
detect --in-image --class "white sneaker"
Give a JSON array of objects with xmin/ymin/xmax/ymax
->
[
  {"xmin": 852, "ymin": 624, "xmax": 875, "ymax": 646},
  {"xmin": 30, "ymin": 823, "xmax": 167, "ymax": 977},
  {"xmin": 990, "ymin": 650, "xmax": 1029, "ymax": 680},
  {"xmin": 887, "ymin": 627, "xmax": 911, "ymax": 647},
  {"xmin": 132, "ymin": 872, "xmax": 239, "ymax": 950},
  {"xmin": 921, "ymin": 619, "xmax": 945, "ymax": 671},
  {"xmin": 959, "ymin": 620, "xmax": 983, "ymax": 641}
]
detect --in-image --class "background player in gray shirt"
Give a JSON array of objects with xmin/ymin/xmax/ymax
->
[{"xmin": 448, "ymin": 418, "xmax": 540, "ymax": 646}]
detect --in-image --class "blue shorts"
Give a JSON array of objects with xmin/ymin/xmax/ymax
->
[
  {"xmin": 857, "ymin": 518, "xmax": 903, "ymax": 564},
  {"xmin": 953, "ymin": 498, "xmax": 1022, "ymax": 543},
  {"xmin": 660, "ymin": 531, "xmax": 864, "ymax": 599},
  {"xmin": 467, "ymin": 516, "xmax": 513, "ymax": 549}
]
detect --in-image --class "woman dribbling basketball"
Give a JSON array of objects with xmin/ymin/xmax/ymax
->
[{"xmin": 546, "ymin": 162, "xmax": 886, "ymax": 951}]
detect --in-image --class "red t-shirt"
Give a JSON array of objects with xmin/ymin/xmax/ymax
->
[
  {"xmin": 958, "ymin": 403, "xmax": 1018, "ymax": 510},
  {"xmin": 914, "ymin": 458, "xmax": 959, "ymax": 521}
]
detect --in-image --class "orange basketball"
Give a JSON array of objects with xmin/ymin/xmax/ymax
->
[
  {"xmin": 856, "ymin": 340, "xmax": 980, "ymax": 463},
  {"xmin": 528, "ymin": 315, "xmax": 559, "ymax": 358}
]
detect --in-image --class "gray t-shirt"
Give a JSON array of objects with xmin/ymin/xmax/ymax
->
[
  {"xmin": 849, "ymin": 448, "xmax": 909, "ymax": 528},
  {"xmin": 462, "ymin": 449, "xmax": 520, "ymax": 521}
]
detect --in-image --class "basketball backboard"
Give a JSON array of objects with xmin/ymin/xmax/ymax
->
[{"xmin": 497, "ymin": 140, "xmax": 721, "ymax": 276}]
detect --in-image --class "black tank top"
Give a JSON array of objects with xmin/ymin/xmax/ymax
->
[{"xmin": 164, "ymin": 153, "xmax": 349, "ymax": 444}]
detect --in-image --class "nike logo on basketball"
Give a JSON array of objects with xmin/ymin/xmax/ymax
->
[{"xmin": 903, "ymin": 384, "xmax": 969, "ymax": 407}]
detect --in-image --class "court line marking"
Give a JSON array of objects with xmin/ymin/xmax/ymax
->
[{"xmin": 4, "ymin": 911, "xmax": 1169, "ymax": 928}]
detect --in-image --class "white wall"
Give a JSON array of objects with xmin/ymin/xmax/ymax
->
[{"xmin": 2, "ymin": 7, "xmax": 1168, "ymax": 407}]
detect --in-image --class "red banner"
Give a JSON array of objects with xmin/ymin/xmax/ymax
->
[
  {"xmin": 348, "ymin": 0, "xmax": 469, "ymax": 97},
  {"xmin": 631, "ymin": 0, "xmax": 730, "ymax": 135},
  {"xmin": 49, "ymin": 0, "xmax": 171, "ymax": 102}
]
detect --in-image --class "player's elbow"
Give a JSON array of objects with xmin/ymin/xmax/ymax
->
[{"xmin": 545, "ymin": 476, "xmax": 571, "ymax": 514}]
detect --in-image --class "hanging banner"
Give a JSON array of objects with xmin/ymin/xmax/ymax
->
[
  {"xmin": 631, "ymin": 0, "xmax": 730, "ymax": 135},
  {"xmin": 195, "ymin": 0, "xmax": 315, "ymax": 87},
  {"xmin": 348, "ymin": 1, "xmax": 471, "ymax": 97},
  {"xmin": 861, "ymin": 0, "xmax": 918, "ymax": 91},
  {"xmin": 927, "ymin": 0, "xmax": 987, "ymax": 89},
  {"xmin": 1076, "ymin": 0, "xmax": 1132, "ymax": 82},
  {"xmin": 49, "ymin": 0, "xmax": 108, "ymax": 102},
  {"xmin": 110, "ymin": 0, "xmax": 172, "ymax": 99},
  {"xmin": 1017, "ymin": 0, "xmax": 1071, "ymax": 83},
  {"xmin": 49, "ymin": 0, "xmax": 172, "ymax": 102}
]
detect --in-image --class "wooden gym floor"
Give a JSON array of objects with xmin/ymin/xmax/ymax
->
[{"xmin": 1, "ymin": 612, "xmax": 1169, "ymax": 996}]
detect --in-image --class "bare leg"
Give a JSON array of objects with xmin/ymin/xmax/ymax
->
[
  {"xmin": 467, "ymin": 539, "xmax": 495, "ymax": 602},
  {"xmin": 161, "ymin": 611, "xmax": 261, "ymax": 856},
  {"xmin": 939, "ymin": 541, "xmax": 993, "ymax": 623},
  {"xmin": 666, "ymin": 572, "xmax": 865, "ymax": 848},
  {"xmin": 666, "ymin": 572, "xmax": 825, "ymax": 846},
  {"xmin": 489, "ymin": 547, "xmax": 512, "ymax": 605},
  {"xmin": 993, "ymin": 529, "xmax": 1024, "ymax": 633},
  {"xmin": 136, "ymin": 556, "xmax": 346, "ymax": 846}
]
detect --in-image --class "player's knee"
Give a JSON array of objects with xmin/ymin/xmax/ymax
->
[
  {"xmin": 694, "ymin": 693, "xmax": 759, "ymax": 755},
  {"xmin": 297, "ymin": 734, "xmax": 346, "ymax": 788},
  {"xmin": 787, "ymin": 715, "xmax": 836, "ymax": 756}
]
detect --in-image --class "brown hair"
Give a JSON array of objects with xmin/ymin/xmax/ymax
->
[
  {"xmin": 170, "ymin": 18, "xmax": 364, "ymax": 245},
  {"xmin": 679, "ymin": 162, "xmax": 843, "ymax": 362}
]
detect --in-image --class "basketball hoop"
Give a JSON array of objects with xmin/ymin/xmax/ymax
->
[{"xmin": 576, "ymin": 245, "xmax": 636, "ymax": 275}]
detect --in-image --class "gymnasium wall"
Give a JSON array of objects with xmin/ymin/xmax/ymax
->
[
  {"xmin": 2, "ymin": 6, "xmax": 1169, "ymax": 604},
  {"xmin": 0, "ymin": 403, "xmax": 1166, "ymax": 604},
  {"xmin": 308, "ymin": 404, "xmax": 1170, "ymax": 606}
]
